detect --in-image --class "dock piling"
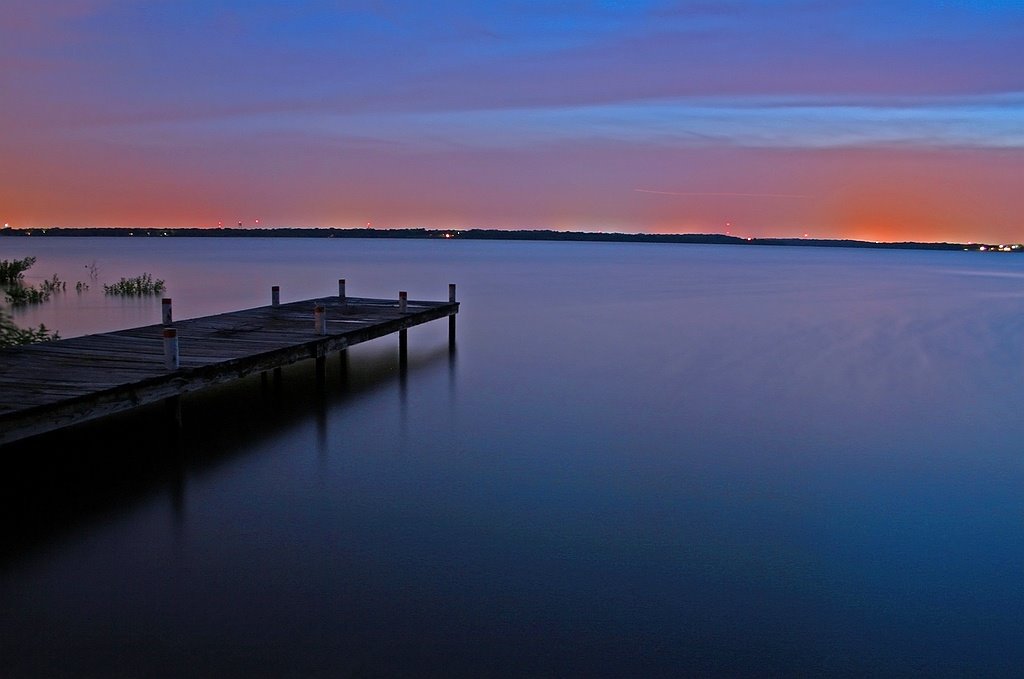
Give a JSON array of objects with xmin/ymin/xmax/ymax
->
[
  {"xmin": 399, "ymin": 329, "xmax": 408, "ymax": 370},
  {"xmin": 272, "ymin": 285, "xmax": 280, "ymax": 307},
  {"xmin": 314, "ymin": 304, "xmax": 326, "ymax": 335},
  {"xmin": 162, "ymin": 298, "xmax": 173, "ymax": 326},
  {"xmin": 448, "ymin": 283, "xmax": 457, "ymax": 350},
  {"xmin": 163, "ymin": 328, "xmax": 179, "ymax": 370},
  {"xmin": 398, "ymin": 292, "xmax": 409, "ymax": 365},
  {"xmin": 338, "ymin": 278, "xmax": 346, "ymax": 301}
]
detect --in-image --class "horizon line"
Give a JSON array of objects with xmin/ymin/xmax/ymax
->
[{"xmin": 1, "ymin": 225, "xmax": 1009, "ymax": 249}]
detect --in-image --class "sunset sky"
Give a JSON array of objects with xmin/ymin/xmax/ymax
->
[{"xmin": 1, "ymin": 1, "xmax": 1021, "ymax": 242}]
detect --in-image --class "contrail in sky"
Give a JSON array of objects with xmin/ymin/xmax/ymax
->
[{"xmin": 635, "ymin": 188, "xmax": 808, "ymax": 199}]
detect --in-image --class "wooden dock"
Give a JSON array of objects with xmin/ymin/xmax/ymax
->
[{"xmin": 0, "ymin": 286, "xmax": 459, "ymax": 445}]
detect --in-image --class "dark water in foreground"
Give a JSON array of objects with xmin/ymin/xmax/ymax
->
[{"xmin": 2, "ymin": 237, "xmax": 1024, "ymax": 677}]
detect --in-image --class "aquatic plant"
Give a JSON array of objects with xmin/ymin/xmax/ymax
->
[
  {"xmin": 39, "ymin": 274, "xmax": 66, "ymax": 293},
  {"xmin": 0, "ymin": 256, "xmax": 36, "ymax": 284},
  {"xmin": 103, "ymin": 273, "xmax": 165, "ymax": 296},
  {"xmin": 76, "ymin": 281, "xmax": 89, "ymax": 292},
  {"xmin": 0, "ymin": 309, "xmax": 58, "ymax": 347},
  {"xmin": 4, "ymin": 284, "xmax": 50, "ymax": 306}
]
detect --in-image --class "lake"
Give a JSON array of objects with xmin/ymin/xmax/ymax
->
[{"xmin": 2, "ymin": 237, "xmax": 1023, "ymax": 677}]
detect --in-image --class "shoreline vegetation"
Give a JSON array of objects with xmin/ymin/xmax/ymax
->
[
  {"xmin": 0, "ymin": 255, "xmax": 63, "ymax": 346},
  {"xmin": 0, "ymin": 255, "xmax": 162, "ymax": 347},
  {"xmin": 0, "ymin": 310, "xmax": 58, "ymax": 347},
  {"xmin": 0, "ymin": 226, "xmax": 1018, "ymax": 253}
]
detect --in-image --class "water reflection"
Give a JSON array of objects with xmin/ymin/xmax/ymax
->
[
  {"xmin": 399, "ymin": 330, "xmax": 409, "ymax": 425},
  {"xmin": 4, "ymin": 239, "xmax": 1024, "ymax": 676},
  {"xmin": 0, "ymin": 341, "xmax": 453, "ymax": 568},
  {"xmin": 338, "ymin": 347, "xmax": 349, "ymax": 390},
  {"xmin": 315, "ymin": 387, "xmax": 328, "ymax": 464},
  {"xmin": 168, "ymin": 442, "xmax": 186, "ymax": 543}
]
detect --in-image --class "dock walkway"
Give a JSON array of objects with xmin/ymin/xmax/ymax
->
[{"xmin": 0, "ymin": 291, "xmax": 458, "ymax": 445}]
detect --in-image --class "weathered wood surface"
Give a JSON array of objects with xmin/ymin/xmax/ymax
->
[{"xmin": 0, "ymin": 296, "xmax": 458, "ymax": 444}]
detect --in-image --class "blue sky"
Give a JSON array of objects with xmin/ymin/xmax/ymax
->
[{"xmin": 1, "ymin": 0, "xmax": 1022, "ymax": 240}]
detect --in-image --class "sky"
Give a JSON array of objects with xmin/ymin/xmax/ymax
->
[{"xmin": 1, "ymin": 0, "xmax": 1022, "ymax": 242}]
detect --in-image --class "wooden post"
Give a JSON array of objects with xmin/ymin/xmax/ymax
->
[
  {"xmin": 271, "ymin": 285, "xmax": 280, "ymax": 306},
  {"xmin": 399, "ymin": 292, "xmax": 408, "ymax": 365},
  {"xmin": 399, "ymin": 330, "xmax": 408, "ymax": 376},
  {"xmin": 448, "ymin": 283, "xmax": 456, "ymax": 350},
  {"xmin": 398, "ymin": 289, "xmax": 408, "ymax": 382},
  {"xmin": 314, "ymin": 304, "xmax": 326, "ymax": 335},
  {"xmin": 163, "ymin": 327, "xmax": 179, "ymax": 370},
  {"xmin": 162, "ymin": 298, "xmax": 172, "ymax": 325},
  {"xmin": 398, "ymin": 291, "xmax": 409, "ymax": 363},
  {"xmin": 338, "ymin": 278, "xmax": 346, "ymax": 301}
]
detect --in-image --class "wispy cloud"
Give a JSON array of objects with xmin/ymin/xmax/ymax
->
[{"xmin": 87, "ymin": 93, "xmax": 1024, "ymax": 153}]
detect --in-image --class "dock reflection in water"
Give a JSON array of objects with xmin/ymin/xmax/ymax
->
[{"xmin": 0, "ymin": 338, "xmax": 456, "ymax": 565}]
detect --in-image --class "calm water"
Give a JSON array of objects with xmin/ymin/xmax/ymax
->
[{"xmin": 2, "ymin": 237, "xmax": 1024, "ymax": 677}]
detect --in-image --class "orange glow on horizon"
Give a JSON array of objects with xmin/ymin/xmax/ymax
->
[{"xmin": 1, "ymin": 144, "xmax": 1019, "ymax": 244}]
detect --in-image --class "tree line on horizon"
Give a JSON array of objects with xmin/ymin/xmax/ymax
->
[{"xmin": 0, "ymin": 226, "xmax": 999, "ymax": 251}]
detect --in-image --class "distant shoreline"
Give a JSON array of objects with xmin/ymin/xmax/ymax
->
[{"xmin": 0, "ymin": 226, "xmax": 1015, "ymax": 253}]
